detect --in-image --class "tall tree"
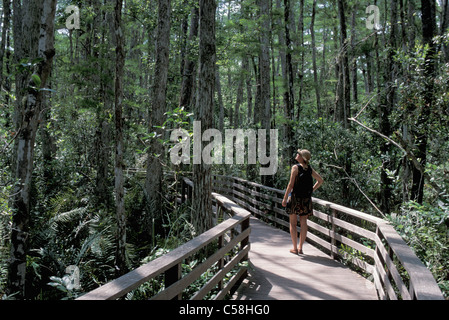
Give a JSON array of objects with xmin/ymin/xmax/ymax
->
[
  {"xmin": 179, "ymin": 6, "xmax": 199, "ymax": 110},
  {"xmin": 310, "ymin": 0, "xmax": 321, "ymax": 116},
  {"xmin": 336, "ymin": 0, "xmax": 350, "ymax": 126},
  {"xmin": 379, "ymin": 0, "xmax": 398, "ymax": 214},
  {"xmin": 8, "ymin": 0, "xmax": 57, "ymax": 298},
  {"xmin": 114, "ymin": 0, "xmax": 127, "ymax": 276},
  {"xmin": 145, "ymin": 0, "xmax": 171, "ymax": 227},
  {"xmin": 234, "ymin": 58, "xmax": 244, "ymax": 128},
  {"xmin": 411, "ymin": 0, "xmax": 436, "ymax": 203},
  {"xmin": 95, "ymin": 0, "xmax": 114, "ymax": 209},
  {"xmin": 216, "ymin": 67, "xmax": 225, "ymax": 132},
  {"xmin": 441, "ymin": 0, "xmax": 449, "ymax": 61},
  {"xmin": 192, "ymin": 0, "xmax": 216, "ymax": 234},
  {"xmin": 296, "ymin": 0, "xmax": 305, "ymax": 120},
  {"xmin": 284, "ymin": 0, "xmax": 295, "ymax": 164},
  {"xmin": 350, "ymin": 3, "xmax": 358, "ymax": 104},
  {"xmin": 259, "ymin": 0, "xmax": 271, "ymax": 129},
  {"xmin": 0, "ymin": 0, "xmax": 11, "ymax": 92},
  {"xmin": 336, "ymin": 0, "xmax": 352, "ymax": 202},
  {"xmin": 243, "ymin": 54, "xmax": 253, "ymax": 124},
  {"xmin": 258, "ymin": 0, "xmax": 273, "ymax": 186}
]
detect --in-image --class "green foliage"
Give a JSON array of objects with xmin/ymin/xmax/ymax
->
[
  {"xmin": 388, "ymin": 201, "xmax": 449, "ymax": 298},
  {"xmin": 28, "ymin": 196, "xmax": 118, "ymax": 299},
  {"xmin": 0, "ymin": 187, "xmax": 11, "ymax": 298},
  {"xmin": 272, "ymin": 114, "xmax": 386, "ymax": 214},
  {"xmin": 2, "ymin": 0, "xmax": 449, "ymax": 300},
  {"xmin": 0, "ymin": 139, "xmax": 12, "ymax": 299}
]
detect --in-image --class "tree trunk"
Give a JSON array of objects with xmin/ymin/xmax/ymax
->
[
  {"xmin": 8, "ymin": 0, "xmax": 56, "ymax": 298},
  {"xmin": 337, "ymin": 0, "xmax": 352, "ymax": 203},
  {"xmin": 180, "ymin": 12, "xmax": 189, "ymax": 78},
  {"xmin": 0, "ymin": 0, "xmax": 11, "ymax": 91},
  {"xmin": 95, "ymin": 0, "xmax": 114, "ymax": 209},
  {"xmin": 284, "ymin": 0, "xmax": 295, "ymax": 157},
  {"xmin": 215, "ymin": 67, "xmax": 224, "ymax": 132},
  {"xmin": 252, "ymin": 56, "xmax": 261, "ymax": 125},
  {"xmin": 243, "ymin": 54, "xmax": 253, "ymax": 123},
  {"xmin": 114, "ymin": 0, "xmax": 127, "ymax": 277},
  {"xmin": 297, "ymin": 0, "xmax": 304, "ymax": 120},
  {"xmin": 270, "ymin": 34, "xmax": 277, "ymax": 130},
  {"xmin": 310, "ymin": 0, "xmax": 321, "ymax": 116},
  {"xmin": 192, "ymin": 0, "xmax": 216, "ymax": 234},
  {"xmin": 259, "ymin": 0, "xmax": 270, "ymax": 129},
  {"xmin": 284, "ymin": 0, "xmax": 295, "ymax": 165},
  {"xmin": 401, "ymin": 0, "xmax": 416, "ymax": 203},
  {"xmin": 145, "ymin": 0, "xmax": 171, "ymax": 232},
  {"xmin": 364, "ymin": 52, "xmax": 374, "ymax": 94},
  {"xmin": 179, "ymin": 6, "xmax": 199, "ymax": 110},
  {"xmin": 379, "ymin": 0, "xmax": 398, "ymax": 214},
  {"xmin": 408, "ymin": 0, "xmax": 416, "ymax": 49},
  {"xmin": 411, "ymin": 0, "xmax": 436, "ymax": 203},
  {"xmin": 441, "ymin": 0, "xmax": 449, "ymax": 61},
  {"xmin": 234, "ymin": 66, "xmax": 244, "ymax": 128},
  {"xmin": 258, "ymin": 0, "xmax": 273, "ymax": 186},
  {"xmin": 277, "ymin": 0, "xmax": 288, "ymax": 162},
  {"xmin": 350, "ymin": 3, "xmax": 358, "ymax": 104},
  {"xmin": 337, "ymin": 0, "xmax": 350, "ymax": 127}
]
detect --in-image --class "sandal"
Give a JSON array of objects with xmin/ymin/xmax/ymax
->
[{"xmin": 289, "ymin": 249, "xmax": 298, "ymax": 255}]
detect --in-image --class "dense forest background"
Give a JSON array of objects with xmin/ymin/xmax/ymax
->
[{"xmin": 0, "ymin": 0, "xmax": 448, "ymax": 299}]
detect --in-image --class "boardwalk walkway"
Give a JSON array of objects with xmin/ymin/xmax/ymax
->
[
  {"xmin": 77, "ymin": 175, "xmax": 444, "ymax": 301},
  {"xmin": 233, "ymin": 217, "xmax": 378, "ymax": 300}
]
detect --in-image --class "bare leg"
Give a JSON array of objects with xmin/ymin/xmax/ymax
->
[
  {"xmin": 298, "ymin": 215, "xmax": 308, "ymax": 253},
  {"xmin": 289, "ymin": 214, "xmax": 298, "ymax": 253}
]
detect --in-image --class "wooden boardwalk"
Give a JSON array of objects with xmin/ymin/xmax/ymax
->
[
  {"xmin": 78, "ymin": 176, "xmax": 443, "ymax": 300},
  {"xmin": 233, "ymin": 217, "xmax": 378, "ymax": 300}
]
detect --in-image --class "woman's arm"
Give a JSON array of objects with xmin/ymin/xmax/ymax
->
[
  {"xmin": 282, "ymin": 166, "xmax": 298, "ymax": 207},
  {"xmin": 312, "ymin": 168, "xmax": 324, "ymax": 192}
]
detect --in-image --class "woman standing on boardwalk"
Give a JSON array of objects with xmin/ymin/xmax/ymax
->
[{"xmin": 282, "ymin": 149, "xmax": 323, "ymax": 254}]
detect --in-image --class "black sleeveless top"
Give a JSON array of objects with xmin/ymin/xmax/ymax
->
[{"xmin": 293, "ymin": 164, "xmax": 313, "ymax": 198}]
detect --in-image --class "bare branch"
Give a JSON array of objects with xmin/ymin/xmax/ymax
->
[
  {"xmin": 348, "ymin": 117, "xmax": 443, "ymax": 195},
  {"xmin": 324, "ymin": 163, "xmax": 385, "ymax": 218}
]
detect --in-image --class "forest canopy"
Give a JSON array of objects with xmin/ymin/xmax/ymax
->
[{"xmin": 0, "ymin": 0, "xmax": 448, "ymax": 299}]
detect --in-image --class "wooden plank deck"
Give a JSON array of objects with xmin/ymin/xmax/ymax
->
[{"xmin": 232, "ymin": 217, "xmax": 378, "ymax": 300}]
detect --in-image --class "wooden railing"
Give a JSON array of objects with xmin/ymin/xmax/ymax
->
[
  {"xmin": 77, "ymin": 178, "xmax": 250, "ymax": 300},
  {"xmin": 212, "ymin": 175, "xmax": 444, "ymax": 300}
]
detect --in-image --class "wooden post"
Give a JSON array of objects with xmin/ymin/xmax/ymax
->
[
  {"xmin": 217, "ymin": 235, "xmax": 224, "ymax": 290},
  {"xmin": 165, "ymin": 263, "xmax": 182, "ymax": 300},
  {"xmin": 387, "ymin": 244, "xmax": 394, "ymax": 293},
  {"xmin": 409, "ymin": 281, "xmax": 416, "ymax": 300},
  {"xmin": 331, "ymin": 208, "xmax": 336, "ymax": 259},
  {"xmin": 241, "ymin": 216, "xmax": 250, "ymax": 261},
  {"xmin": 255, "ymin": 185, "xmax": 260, "ymax": 219}
]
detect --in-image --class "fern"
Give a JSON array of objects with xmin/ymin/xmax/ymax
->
[
  {"xmin": 30, "ymin": 200, "xmax": 119, "ymax": 299},
  {"xmin": 48, "ymin": 188, "xmax": 78, "ymax": 216},
  {"xmin": 48, "ymin": 207, "xmax": 87, "ymax": 234}
]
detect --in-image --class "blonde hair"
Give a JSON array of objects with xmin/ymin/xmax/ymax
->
[{"xmin": 298, "ymin": 149, "xmax": 311, "ymax": 164}]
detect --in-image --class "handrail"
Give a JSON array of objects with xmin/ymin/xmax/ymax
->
[
  {"xmin": 77, "ymin": 177, "xmax": 250, "ymax": 300},
  {"xmin": 212, "ymin": 175, "xmax": 444, "ymax": 300}
]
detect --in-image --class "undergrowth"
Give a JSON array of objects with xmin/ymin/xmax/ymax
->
[{"xmin": 388, "ymin": 200, "xmax": 449, "ymax": 298}]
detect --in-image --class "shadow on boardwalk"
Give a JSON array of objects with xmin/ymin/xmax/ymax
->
[{"xmin": 233, "ymin": 217, "xmax": 378, "ymax": 300}]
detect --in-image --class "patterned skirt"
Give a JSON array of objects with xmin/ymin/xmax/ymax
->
[{"xmin": 286, "ymin": 195, "xmax": 313, "ymax": 217}]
